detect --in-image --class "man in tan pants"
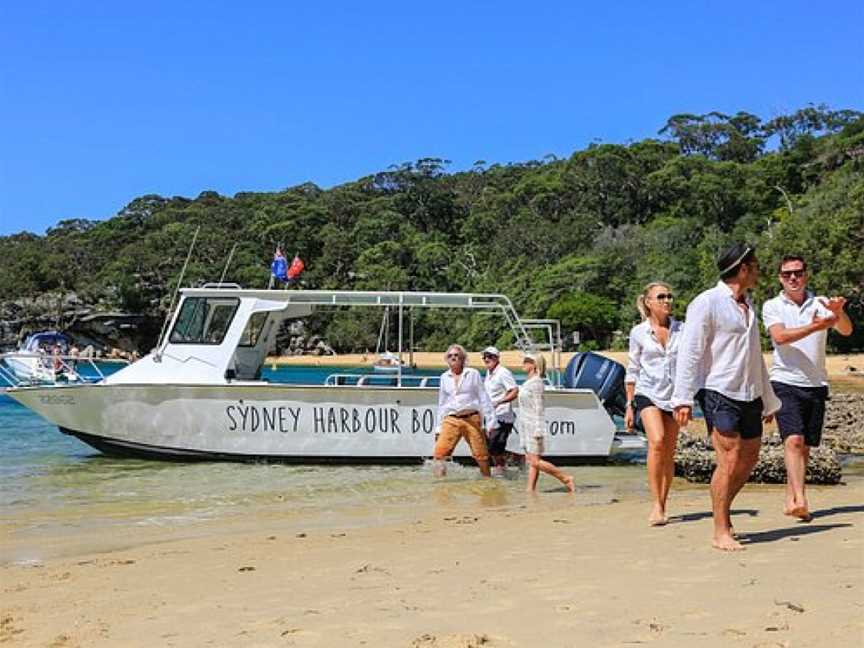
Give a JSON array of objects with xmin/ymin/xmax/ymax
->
[{"xmin": 433, "ymin": 344, "xmax": 496, "ymax": 477}]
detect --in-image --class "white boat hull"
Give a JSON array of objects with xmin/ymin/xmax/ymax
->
[{"xmin": 7, "ymin": 383, "xmax": 617, "ymax": 462}]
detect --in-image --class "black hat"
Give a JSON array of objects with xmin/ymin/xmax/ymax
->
[{"xmin": 717, "ymin": 243, "xmax": 754, "ymax": 275}]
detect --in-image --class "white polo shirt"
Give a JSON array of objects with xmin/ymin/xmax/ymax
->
[
  {"xmin": 625, "ymin": 318, "xmax": 684, "ymax": 411},
  {"xmin": 762, "ymin": 291, "xmax": 832, "ymax": 388},
  {"xmin": 672, "ymin": 281, "xmax": 780, "ymax": 416},
  {"xmin": 484, "ymin": 364, "xmax": 517, "ymax": 423}
]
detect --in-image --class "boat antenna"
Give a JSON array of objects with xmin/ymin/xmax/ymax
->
[
  {"xmin": 218, "ymin": 243, "xmax": 238, "ymax": 285},
  {"xmin": 153, "ymin": 226, "xmax": 200, "ymax": 362}
]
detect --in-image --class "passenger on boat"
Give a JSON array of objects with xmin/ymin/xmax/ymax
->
[
  {"xmin": 270, "ymin": 247, "xmax": 288, "ymax": 287},
  {"xmin": 433, "ymin": 344, "xmax": 496, "ymax": 478},
  {"xmin": 624, "ymin": 282, "xmax": 683, "ymax": 526},
  {"xmin": 518, "ymin": 353, "xmax": 575, "ymax": 493},
  {"xmin": 481, "ymin": 346, "xmax": 518, "ymax": 477}
]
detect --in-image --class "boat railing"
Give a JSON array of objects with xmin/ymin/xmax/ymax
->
[
  {"xmin": 325, "ymin": 373, "xmax": 440, "ymax": 388},
  {"xmin": 0, "ymin": 352, "xmax": 127, "ymax": 388}
]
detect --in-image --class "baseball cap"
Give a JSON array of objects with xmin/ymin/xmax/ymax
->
[{"xmin": 481, "ymin": 346, "xmax": 500, "ymax": 357}]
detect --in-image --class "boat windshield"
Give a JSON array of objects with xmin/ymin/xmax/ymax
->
[
  {"xmin": 169, "ymin": 297, "xmax": 239, "ymax": 345},
  {"xmin": 238, "ymin": 311, "xmax": 269, "ymax": 347}
]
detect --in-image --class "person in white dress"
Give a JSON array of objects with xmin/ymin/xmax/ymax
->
[
  {"xmin": 518, "ymin": 353, "xmax": 575, "ymax": 493},
  {"xmin": 625, "ymin": 281, "xmax": 683, "ymax": 526}
]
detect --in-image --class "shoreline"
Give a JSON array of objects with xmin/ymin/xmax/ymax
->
[
  {"xmin": 266, "ymin": 350, "xmax": 864, "ymax": 377},
  {"xmin": 2, "ymin": 478, "xmax": 861, "ymax": 646}
]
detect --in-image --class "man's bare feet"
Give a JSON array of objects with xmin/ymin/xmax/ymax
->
[
  {"xmin": 785, "ymin": 504, "xmax": 809, "ymax": 519},
  {"xmin": 712, "ymin": 533, "xmax": 745, "ymax": 551},
  {"xmin": 563, "ymin": 475, "xmax": 575, "ymax": 493}
]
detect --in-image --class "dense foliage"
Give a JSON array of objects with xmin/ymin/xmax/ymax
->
[{"xmin": 2, "ymin": 105, "xmax": 862, "ymax": 352}]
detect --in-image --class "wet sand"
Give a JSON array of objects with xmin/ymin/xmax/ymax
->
[{"xmin": 2, "ymin": 478, "xmax": 862, "ymax": 647}]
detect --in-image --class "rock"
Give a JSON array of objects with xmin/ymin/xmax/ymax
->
[{"xmin": 675, "ymin": 431, "xmax": 842, "ymax": 485}]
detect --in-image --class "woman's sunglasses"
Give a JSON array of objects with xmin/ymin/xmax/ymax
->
[{"xmin": 652, "ymin": 293, "xmax": 674, "ymax": 302}]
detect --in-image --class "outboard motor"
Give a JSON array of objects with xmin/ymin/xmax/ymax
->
[{"xmin": 563, "ymin": 352, "xmax": 627, "ymax": 417}]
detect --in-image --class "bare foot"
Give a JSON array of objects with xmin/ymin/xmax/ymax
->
[
  {"xmin": 648, "ymin": 506, "xmax": 668, "ymax": 526},
  {"xmin": 563, "ymin": 475, "xmax": 575, "ymax": 493},
  {"xmin": 785, "ymin": 504, "xmax": 808, "ymax": 518},
  {"xmin": 712, "ymin": 533, "xmax": 745, "ymax": 551}
]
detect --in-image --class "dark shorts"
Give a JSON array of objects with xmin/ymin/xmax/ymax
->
[
  {"xmin": 488, "ymin": 421, "xmax": 513, "ymax": 454},
  {"xmin": 771, "ymin": 381, "xmax": 828, "ymax": 447},
  {"xmin": 633, "ymin": 394, "xmax": 672, "ymax": 432},
  {"xmin": 696, "ymin": 389, "xmax": 763, "ymax": 440}
]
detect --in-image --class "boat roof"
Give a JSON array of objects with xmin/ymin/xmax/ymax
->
[{"xmin": 180, "ymin": 287, "xmax": 518, "ymax": 311}]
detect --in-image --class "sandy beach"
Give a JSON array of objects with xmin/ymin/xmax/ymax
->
[
  {"xmin": 2, "ymin": 475, "xmax": 863, "ymax": 647},
  {"xmin": 269, "ymin": 350, "xmax": 864, "ymax": 378}
]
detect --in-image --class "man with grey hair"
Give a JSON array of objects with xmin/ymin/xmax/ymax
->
[{"xmin": 433, "ymin": 344, "xmax": 496, "ymax": 477}]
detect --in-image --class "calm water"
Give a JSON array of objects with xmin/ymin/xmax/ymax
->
[{"xmin": 0, "ymin": 364, "xmax": 647, "ymax": 563}]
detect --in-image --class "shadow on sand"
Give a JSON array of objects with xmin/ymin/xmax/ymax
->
[
  {"xmin": 669, "ymin": 509, "xmax": 759, "ymax": 524},
  {"xmin": 808, "ymin": 504, "xmax": 864, "ymax": 520},
  {"xmin": 740, "ymin": 523, "xmax": 853, "ymax": 545}
]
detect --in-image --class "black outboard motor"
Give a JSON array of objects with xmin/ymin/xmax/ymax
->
[{"xmin": 562, "ymin": 352, "xmax": 628, "ymax": 417}]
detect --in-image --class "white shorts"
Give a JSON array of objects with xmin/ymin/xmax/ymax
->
[{"xmin": 522, "ymin": 437, "xmax": 545, "ymax": 456}]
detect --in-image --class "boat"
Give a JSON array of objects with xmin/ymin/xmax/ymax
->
[
  {"xmin": 372, "ymin": 308, "xmax": 414, "ymax": 373},
  {"xmin": 4, "ymin": 287, "xmax": 639, "ymax": 463},
  {"xmin": 1, "ymin": 331, "xmax": 81, "ymax": 385}
]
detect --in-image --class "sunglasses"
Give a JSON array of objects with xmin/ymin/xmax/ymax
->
[
  {"xmin": 446, "ymin": 353, "xmax": 461, "ymax": 360},
  {"xmin": 780, "ymin": 270, "xmax": 806, "ymax": 279},
  {"xmin": 652, "ymin": 293, "xmax": 674, "ymax": 302}
]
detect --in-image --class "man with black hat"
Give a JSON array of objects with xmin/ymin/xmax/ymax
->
[{"xmin": 672, "ymin": 243, "xmax": 781, "ymax": 551}]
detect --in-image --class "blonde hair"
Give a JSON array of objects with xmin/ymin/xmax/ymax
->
[
  {"xmin": 524, "ymin": 353, "xmax": 546, "ymax": 377},
  {"xmin": 636, "ymin": 282, "xmax": 672, "ymax": 320}
]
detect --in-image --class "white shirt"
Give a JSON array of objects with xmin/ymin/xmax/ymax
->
[
  {"xmin": 435, "ymin": 367, "xmax": 496, "ymax": 433},
  {"xmin": 517, "ymin": 376, "xmax": 546, "ymax": 442},
  {"xmin": 672, "ymin": 281, "xmax": 780, "ymax": 416},
  {"xmin": 625, "ymin": 318, "xmax": 683, "ymax": 411},
  {"xmin": 484, "ymin": 364, "xmax": 517, "ymax": 423},
  {"xmin": 762, "ymin": 291, "xmax": 832, "ymax": 387}
]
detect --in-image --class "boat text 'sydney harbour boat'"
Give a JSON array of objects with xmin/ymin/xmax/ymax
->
[{"xmin": 5, "ymin": 287, "xmax": 637, "ymax": 463}]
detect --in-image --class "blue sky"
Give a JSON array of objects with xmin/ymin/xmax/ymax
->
[{"xmin": 1, "ymin": 1, "xmax": 862, "ymax": 235}]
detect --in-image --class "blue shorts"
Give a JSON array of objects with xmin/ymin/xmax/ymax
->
[
  {"xmin": 771, "ymin": 381, "xmax": 828, "ymax": 447},
  {"xmin": 696, "ymin": 389, "xmax": 763, "ymax": 440}
]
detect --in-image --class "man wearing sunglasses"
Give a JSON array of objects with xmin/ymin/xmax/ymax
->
[
  {"xmin": 481, "ymin": 346, "xmax": 519, "ymax": 477},
  {"xmin": 432, "ymin": 344, "xmax": 497, "ymax": 477},
  {"xmin": 672, "ymin": 243, "xmax": 781, "ymax": 551},
  {"xmin": 762, "ymin": 255, "xmax": 853, "ymax": 521}
]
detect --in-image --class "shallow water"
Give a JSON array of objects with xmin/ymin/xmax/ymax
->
[{"xmin": 0, "ymin": 364, "xmax": 647, "ymax": 563}]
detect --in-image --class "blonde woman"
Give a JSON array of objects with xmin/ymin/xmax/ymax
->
[
  {"xmin": 625, "ymin": 282, "xmax": 683, "ymax": 525},
  {"xmin": 518, "ymin": 353, "xmax": 575, "ymax": 493}
]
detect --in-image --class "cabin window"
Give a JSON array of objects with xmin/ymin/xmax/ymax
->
[
  {"xmin": 169, "ymin": 297, "xmax": 239, "ymax": 345},
  {"xmin": 239, "ymin": 312, "xmax": 269, "ymax": 347}
]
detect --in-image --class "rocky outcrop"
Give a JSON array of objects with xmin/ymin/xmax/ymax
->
[
  {"xmin": 0, "ymin": 292, "xmax": 160, "ymax": 356},
  {"xmin": 674, "ymin": 432, "xmax": 842, "ymax": 485},
  {"xmin": 822, "ymin": 392, "xmax": 864, "ymax": 453}
]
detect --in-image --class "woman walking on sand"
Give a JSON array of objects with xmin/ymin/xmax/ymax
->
[
  {"xmin": 624, "ymin": 282, "xmax": 683, "ymax": 526},
  {"xmin": 519, "ymin": 353, "xmax": 575, "ymax": 493}
]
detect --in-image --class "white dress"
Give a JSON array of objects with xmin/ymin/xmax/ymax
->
[{"xmin": 517, "ymin": 376, "xmax": 546, "ymax": 455}]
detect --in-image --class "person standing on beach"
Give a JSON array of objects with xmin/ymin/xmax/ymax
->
[
  {"xmin": 625, "ymin": 282, "xmax": 683, "ymax": 526},
  {"xmin": 672, "ymin": 243, "xmax": 781, "ymax": 551},
  {"xmin": 482, "ymin": 346, "xmax": 518, "ymax": 477},
  {"xmin": 433, "ymin": 344, "xmax": 496, "ymax": 477},
  {"xmin": 762, "ymin": 255, "xmax": 853, "ymax": 521},
  {"xmin": 519, "ymin": 353, "xmax": 575, "ymax": 493}
]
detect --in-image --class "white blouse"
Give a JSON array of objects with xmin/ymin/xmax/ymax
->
[
  {"xmin": 517, "ymin": 376, "xmax": 546, "ymax": 443},
  {"xmin": 625, "ymin": 318, "xmax": 683, "ymax": 411}
]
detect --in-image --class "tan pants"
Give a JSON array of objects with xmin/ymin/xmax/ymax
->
[{"xmin": 434, "ymin": 414, "xmax": 489, "ymax": 461}]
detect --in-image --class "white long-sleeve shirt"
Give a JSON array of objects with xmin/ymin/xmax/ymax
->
[
  {"xmin": 625, "ymin": 318, "xmax": 683, "ymax": 411},
  {"xmin": 672, "ymin": 281, "xmax": 780, "ymax": 416},
  {"xmin": 435, "ymin": 367, "xmax": 496, "ymax": 433}
]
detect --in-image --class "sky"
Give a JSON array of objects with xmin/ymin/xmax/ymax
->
[{"xmin": 1, "ymin": 1, "xmax": 862, "ymax": 235}]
